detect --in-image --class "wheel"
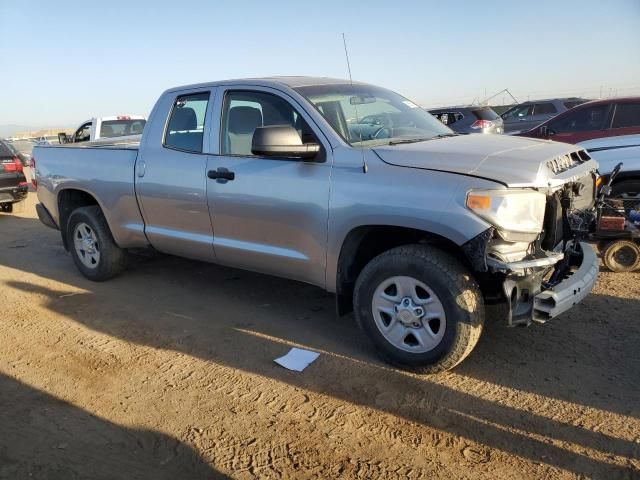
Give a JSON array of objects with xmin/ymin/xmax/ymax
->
[
  {"xmin": 354, "ymin": 245, "xmax": 484, "ymax": 373},
  {"xmin": 601, "ymin": 240, "xmax": 640, "ymax": 272},
  {"xmin": 611, "ymin": 180, "xmax": 640, "ymax": 200},
  {"xmin": 66, "ymin": 206, "xmax": 127, "ymax": 281},
  {"xmin": 0, "ymin": 203, "xmax": 13, "ymax": 213}
]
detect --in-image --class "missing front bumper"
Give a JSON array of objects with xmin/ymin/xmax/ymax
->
[
  {"xmin": 532, "ymin": 242, "xmax": 598, "ymax": 322},
  {"xmin": 501, "ymin": 242, "xmax": 598, "ymax": 325}
]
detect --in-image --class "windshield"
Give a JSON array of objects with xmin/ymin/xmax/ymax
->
[{"xmin": 294, "ymin": 84, "xmax": 452, "ymax": 147}]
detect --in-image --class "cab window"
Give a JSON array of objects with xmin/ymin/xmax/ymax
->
[
  {"xmin": 74, "ymin": 123, "xmax": 92, "ymax": 143},
  {"xmin": 164, "ymin": 92, "xmax": 210, "ymax": 153},
  {"xmin": 532, "ymin": 103, "xmax": 557, "ymax": 115},
  {"xmin": 221, "ymin": 90, "xmax": 315, "ymax": 156}
]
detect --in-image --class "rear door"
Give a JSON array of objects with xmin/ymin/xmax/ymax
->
[
  {"xmin": 135, "ymin": 88, "xmax": 217, "ymax": 261},
  {"xmin": 204, "ymin": 85, "xmax": 332, "ymax": 287}
]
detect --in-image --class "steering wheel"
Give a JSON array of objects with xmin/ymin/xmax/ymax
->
[{"xmin": 373, "ymin": 127, "xmax": 392, "ymax": 140}]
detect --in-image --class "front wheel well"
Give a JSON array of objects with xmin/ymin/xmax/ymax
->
[
  {"xmin": 335, "ymin": 226, "xmax": 472, "ymax": 316},
  {"xmin": 58, "ymin": 189, "xmax": 100, "ymax": 250}
]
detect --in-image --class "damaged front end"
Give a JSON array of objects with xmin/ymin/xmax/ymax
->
[{"xmin": 465, "ymin": 152, "xmax": 600, "ymax": 326}]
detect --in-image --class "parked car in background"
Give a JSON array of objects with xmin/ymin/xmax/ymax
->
[
  {"xmin": 59, "ymin": 115, "xmax": 147, "ymax": 144},
  {"xmin": 517, "ymin": 98, "xmax": 640, "ymax": 145},
  {"xmin": 429, "ymin": 106, "xmax": 503, "ymax": 134},
  {"xmin": 0, "ymin": 140, "xmax": 28, "ymax": 213},
  {"xmin": 501, "ymin": 98, "xmax": 588, "ymax": 133},
  {"xmin": 3, "ymin": 140, "xmax": 31, "ymax": 166},
  {"xmin": 33, "ymin": 76, "xmax": 600, "ymax": 373},
  {"xmin": 580, "ymin": 134, "xmax": 640, "ymax": 198},
  {"xmin": 35, "ymin": 135, "xmax": 62, "ymax": 146}
]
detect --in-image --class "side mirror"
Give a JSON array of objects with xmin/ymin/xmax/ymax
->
[
  {"xmin": 58, "ymin": 132, "xmax": 68, "ymax": 144},
  {"xmin": 251, "ymin": 125, "xmax": 320, "ymax": 160}
]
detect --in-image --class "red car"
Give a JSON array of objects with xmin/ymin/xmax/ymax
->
[{"xmin": 516, "ymin": 97, "xmax": 640, "ymax": 144}]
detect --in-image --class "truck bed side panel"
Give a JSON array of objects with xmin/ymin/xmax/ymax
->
[{"xmin": 34, "ymin": 145, "xmax": 148, "ymax": 248}]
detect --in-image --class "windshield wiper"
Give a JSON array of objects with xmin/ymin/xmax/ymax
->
[{"xmin": 387, "ymin": 137, "xmax": 431, "ymax": 145}]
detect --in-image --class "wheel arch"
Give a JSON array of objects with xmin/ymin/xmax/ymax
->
[
  {"xmin": 57, "ymin": 188, "xmax": 103, "ymax": 250},
  {"xmin": 334, "ymin": 225, "xmax": 473, "ymax": 316}
]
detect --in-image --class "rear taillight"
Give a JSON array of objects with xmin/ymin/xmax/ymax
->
[
  {"xmin": 471, "ymin": 120, "xmax": 495, "ymax": 130},
  {"xmin": 3, "ymin": 156, "xmax": 23, "ymax": 173},
  {"xmin": 29, "ymin": 157, "xmax": 37, "ymax": 189}
]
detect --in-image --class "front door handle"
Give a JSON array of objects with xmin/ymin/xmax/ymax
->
[{"xmin": 207, "ymin": 167, "xmax": 235, "ymax": 183}]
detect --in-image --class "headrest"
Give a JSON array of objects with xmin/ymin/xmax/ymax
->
[
  {"xmin": 169, "ymin": 107, "xmax": 197, "ymax": 131},
  {"xmin": 228, "ymin": 106, "xmax": 263, "ymax": 134},
  {"xmin": 101, "ymin": 125, "xmax": 115, "ymax": 137}
]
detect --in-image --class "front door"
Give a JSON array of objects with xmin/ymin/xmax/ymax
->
[
  {"xmin": 136, "ymin": 89, "xmax": 216, "ymax": 261},
  {"xmin": 205, "ymin": 86, "xmax": 332, "ymax": 287},
  {"xmin": 547, "ymin": 103, "xmax": 612, "ymax": 144}
]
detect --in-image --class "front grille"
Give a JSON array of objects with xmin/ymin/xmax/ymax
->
[{"xmin": 546, "ymin": 150, "xmax": 591, "ymax": 175}]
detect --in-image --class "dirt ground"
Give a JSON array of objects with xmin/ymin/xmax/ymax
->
[{"xmin": 0, "ymin": 192, "xmax": 639, "ymax": 479}]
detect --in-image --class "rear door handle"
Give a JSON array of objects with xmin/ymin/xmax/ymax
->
[{"xmin": 207, "ymin": 167, "xmax": 235, "ymax": 183}]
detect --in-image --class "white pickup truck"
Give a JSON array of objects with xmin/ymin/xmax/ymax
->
[{"xmin": 60, "ymin": 115, "xmax": 146, "ymax": 145}]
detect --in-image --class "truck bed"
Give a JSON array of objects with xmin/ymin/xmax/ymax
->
[{"xmin": 33, "ymin": 143, "xmax": 148, "ymax": 249}]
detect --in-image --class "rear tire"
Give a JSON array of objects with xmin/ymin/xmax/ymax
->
[
  {"xmin": 354, "ymin": 245, "xmax": 484, "ymax": 373},
  {"xmin": 601, "ymin": 240, "xmax": 640, "ymax": 272},
  {"xmin": 66, "ymin": 206, "xmax": 127, "ymax": 281}
]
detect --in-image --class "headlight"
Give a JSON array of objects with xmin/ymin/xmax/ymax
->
[{"xmin": 466, "ymin": 189, "xmax": 546, "ymax": 241}]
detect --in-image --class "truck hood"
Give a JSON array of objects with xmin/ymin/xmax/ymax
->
[{"xmin": 372, "ymin": 134, "xmax": 596, "ymax": 188}]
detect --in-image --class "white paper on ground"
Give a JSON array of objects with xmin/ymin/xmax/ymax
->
[{"xmin": 274, "ymin": 348, "xmax": 320, "ymax": 372}]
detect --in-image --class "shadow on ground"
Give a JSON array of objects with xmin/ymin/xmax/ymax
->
[
  {"xmin": 0, "ymin": 373, "xmax": 227, "ymax": 479},
  {"xmin": 2, "ymin": 213, "xmax": 639, "ymax": 478}
]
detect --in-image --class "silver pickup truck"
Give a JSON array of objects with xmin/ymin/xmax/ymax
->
[{"xmin": 33, "ymin": 77, "xmax": 600, "ymax": 373}]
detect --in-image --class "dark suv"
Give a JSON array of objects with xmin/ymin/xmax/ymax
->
[
  {"xmin": 429, "ymin": 106, "xmax": 503, "ymax": 134},
  {"xmin": 501, "ymin": 98, "xmax": 587, "ymax": 133},
  {"xmin": 0, "ymin": 140, "xmax": 28, "ymax": 213}
]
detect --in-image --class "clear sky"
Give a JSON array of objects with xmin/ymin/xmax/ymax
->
[{"xmin": 1, "ymin": 0, "xmax": 639, "ymax": 128}]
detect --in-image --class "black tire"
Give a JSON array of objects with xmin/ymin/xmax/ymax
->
[
  {"xmin": 354, "ymin": 245, "xmax": 484, "ymax": 373},
  {"xmin": 611, "ymin": 179, "xmax": 640, "ymax": 199},
  {"xmin": 66, "ymin": 206, "xmax": 127, "ymax": 281},
  {"xmin": 0, "ymin": 203, "xmax": 13, "ymax": 213},
  {"xmin": 601, "ymin": 240, "xmax": 640, "ymax": 272}
]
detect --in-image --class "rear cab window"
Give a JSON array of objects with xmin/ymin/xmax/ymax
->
[
  {"xmin": 164, "ymin": 93, "xmax": 210, "ymax": 153},
  {"xmin": 100, "ymin": 118, "xmax": 146, "ymax": 138}
]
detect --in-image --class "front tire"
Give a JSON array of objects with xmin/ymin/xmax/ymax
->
[
  {"xmin": 66, "ymin": 206, "xmax": 127, "ymax": 281},
  {"xmin": 354, "ymin": 245, "xmax": 484, "ymax": 373}
]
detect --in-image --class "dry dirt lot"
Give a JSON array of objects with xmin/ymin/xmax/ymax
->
[{"xmin": 0, "ymin": 193, "xmax": 639, "ymax": 479}]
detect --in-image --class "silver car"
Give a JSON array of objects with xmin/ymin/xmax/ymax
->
[{"xmin": 33, "ymin": 77, "xmax": 600, "ymax": 373}]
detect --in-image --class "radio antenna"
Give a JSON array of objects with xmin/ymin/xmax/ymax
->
[{"xmin": 342, "ymin": 33, "xmax": 368, "ymax": 173}]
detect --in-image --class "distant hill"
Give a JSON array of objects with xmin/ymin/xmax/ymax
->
[
  {"xmin": 0, "ymin": 124, "xmax": 73, "ymax": 139},
  {"xmin": 0, "ymin": 125, "xmax": 33, "ymax": 138}
]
